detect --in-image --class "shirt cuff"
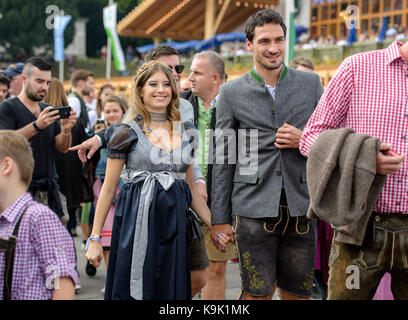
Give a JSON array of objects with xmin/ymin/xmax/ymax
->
[
  {"xmin": 95, "ymin": 134, "xmax": 102, "ymax": 147},
  {"xmin": 195, "ymin": 178, "xmax": 206, "ymax": 185}
]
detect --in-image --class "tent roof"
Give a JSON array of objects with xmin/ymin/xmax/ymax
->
[{"xmin": 117, "ymin": 0, "xmax": 279, "ymax": 40}]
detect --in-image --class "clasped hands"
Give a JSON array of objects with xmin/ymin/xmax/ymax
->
[{"xmin": 210, "ymin": 223, "xmax": 235, "ymax": 252}]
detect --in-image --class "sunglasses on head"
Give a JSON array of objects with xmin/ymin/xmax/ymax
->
[{"xmin": 168, "ymin": 64, "xmax": 185, "ymax": 74}]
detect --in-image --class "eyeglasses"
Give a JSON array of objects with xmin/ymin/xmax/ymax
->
[{"xmin": 168, "ymin": 64, "xmax": 185, "ymax": 74}]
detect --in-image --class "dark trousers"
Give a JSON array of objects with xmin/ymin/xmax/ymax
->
[{"xmin": 67, "ymin": 207, "xmax": 79, "ymax": 234}]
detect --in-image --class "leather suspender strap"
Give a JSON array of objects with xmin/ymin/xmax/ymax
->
[{"xmin": 1, "ymin": 208, "xmax": 27, "ymax": 300}]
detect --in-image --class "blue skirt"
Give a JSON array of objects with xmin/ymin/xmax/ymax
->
[{"xmin": 104, "ymin": 179, "xmax": 192, "ymax": 300}]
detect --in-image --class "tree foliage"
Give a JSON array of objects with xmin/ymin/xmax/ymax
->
[
  {"xmin": 0, "ymin": 0, "xmax": 78, "ymax": 58},
  {"xmin": 0, "ymin": 0, "xmax": 152, "ymax": 60},
  {"xmin": 78, "ymin": 0, "xmax": 152, "ymax": 57}
]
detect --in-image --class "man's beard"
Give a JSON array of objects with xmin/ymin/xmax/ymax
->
[
  {"xmin": 81, "ymin": 88, "xmax": 90, "ymax": 97},
  {"xmin": 259, "ymin": 60, "xmax": 282, "ymax": 71},
  {"xmin": 257, "ymin": 54, "xmax": 283, "ymax": 71},
  {"xmin": 25, "ymin": 83, "xmax": 46, "ymax": 102}
]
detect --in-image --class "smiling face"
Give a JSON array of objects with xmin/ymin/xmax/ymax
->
[
  {"xmin": 104, "ymin": 101, "xmax": 124, "ymax": 126},
  {"xmin": 140, "ymin": 70, "xmax": 172, "ymax": 113},
  {"xmin": 246, "ymin": 23, "xmax": 286, "ymax": 72}
]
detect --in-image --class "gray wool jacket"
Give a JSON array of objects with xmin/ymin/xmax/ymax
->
[
  {"xmin": 211, "ymin": 65, "xmax": 323, "ymax": 224},
  {"xmin": 306, "ymin": 128, "xmax": 387, "ymax": 246}
]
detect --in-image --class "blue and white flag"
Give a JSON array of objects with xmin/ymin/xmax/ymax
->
[{"xmin": 54, "ymin": 15, "xmax": 71, "ymax": 62}]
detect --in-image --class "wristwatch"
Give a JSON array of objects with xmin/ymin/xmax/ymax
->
[
  {"xmin": 85, "ymin": 234, "xmax": 101, "ymax": 252},
  {"xmin": 32, "ymin": 121, "xmax": 42, "ymax": 132}
]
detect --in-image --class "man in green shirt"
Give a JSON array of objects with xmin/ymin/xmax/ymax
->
[{"xmin": 181, "ymin": 51, "xmax": 237, "ymax": 300}]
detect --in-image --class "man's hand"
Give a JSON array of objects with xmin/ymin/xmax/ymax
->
[
  {"xmin": 60, "ymin": 109, "xmax": 77, "ymax": 133},
  {"xmin": 275, "ymin": 123, "xmax": 303, "ymax": 149},
  {"xmin": 211, "ymin": 223, "xmax": 234, "ymax": 252},
  {"xmin": 69, "ymin": 135, "xmax": 101, "ymax": 162},
  {"xmin": 195, "ymin": 180, "xmax": 208, "ymax": 202},
  {"xmin": 36, "ymin": 106, "xmax": 60, "ymax": 130},
  {"xmin": 376, "ymin": 143, "xmax": 405, "ymax": 175}
]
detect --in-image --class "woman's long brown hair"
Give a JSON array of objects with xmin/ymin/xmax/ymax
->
[{"xmin": 44, "ymin": 78, "xmax": 69, "ymax": 107}]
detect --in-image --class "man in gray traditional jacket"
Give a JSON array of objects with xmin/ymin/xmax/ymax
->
[{"xmin": 211, "ymin": 9, "xmax": 324, "ymax": 300}]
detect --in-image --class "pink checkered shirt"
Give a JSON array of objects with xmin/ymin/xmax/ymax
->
[
  {"xmin": 300, "ymin": 40, "xmax": 408, "ymax": 214},
  {"xmin": 0, "ymin": 193, "xmax": 78, "ymax": 300}
]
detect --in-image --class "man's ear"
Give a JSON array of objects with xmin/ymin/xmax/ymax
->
[
  {"xmin": 213, "ymin": 72, "xmax": 221, "ymax": 84},
  {"xmin": 246, "ymin": 39, "xmax": 253, "ymax": 52},
  {"xmin": 21, "ymin": 74, "xmax": 28, "ymax": 85}
]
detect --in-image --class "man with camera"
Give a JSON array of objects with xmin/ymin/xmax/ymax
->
[{"xmin": 0, "ymin": 57, "xmax": 77, "ymax": 219}]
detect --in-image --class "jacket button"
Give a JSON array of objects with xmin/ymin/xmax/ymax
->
[
  {"xmin": 275, "ymin": 169, "xmax": 281, "ymax": 175},
  {"xmin": 375, "ymin": 215, "xmax": 380, "ymax": 222}
]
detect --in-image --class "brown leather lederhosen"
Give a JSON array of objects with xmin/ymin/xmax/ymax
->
[{"xmin": 0, "ymin": 208, "xmax": 26, "ymax": 300}]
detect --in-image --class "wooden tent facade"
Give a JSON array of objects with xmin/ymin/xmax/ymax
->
[{"xmin": 117, "ymin": 0, "xmax": 279, "ymax": 41}]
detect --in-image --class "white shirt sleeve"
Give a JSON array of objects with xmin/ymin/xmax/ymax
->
[
  {"xmin": 87, "ymin": 109, "xmax": 98, "ymax": 129},
  {"xmin": 67, "ymin": 95, "xmax": 81, "ymax": 117},
  {"xmin": 179, "ymin": 98, "xmax": 194, "ymax": 124}
]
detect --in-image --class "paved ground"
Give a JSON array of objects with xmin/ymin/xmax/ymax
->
[
  {"xmin": 73, "ymin": 225, "xmax": 247, "ymax": 300},
  {"xmin": 73, "ymin": 226, "xmax": 308, "ymax": 300}
]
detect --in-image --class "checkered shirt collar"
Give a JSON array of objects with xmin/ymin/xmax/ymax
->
[
  {"xmin": 385, "ymin": 40, "xmax": 405, "ymax": 65},
  {"xmin": 0, "ymin": 192, "xmax": 32, "ymax": 223}
]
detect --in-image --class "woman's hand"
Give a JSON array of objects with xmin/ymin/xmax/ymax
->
[
  {"xmin": 86, "ymin": 241, "xmax": 104, "ymax": 268},
  {"xmin": 216, "ymin": 232, "xmax": 231, "ymax": 250}
]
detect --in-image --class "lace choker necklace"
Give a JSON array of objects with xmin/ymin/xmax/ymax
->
[{"xmin": 149, "ymin": 112, "xmax": 168, "ymax": 122}]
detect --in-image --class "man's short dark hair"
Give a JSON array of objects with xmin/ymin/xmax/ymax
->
[
  {"xmin": 144, "ymin": 45, "xmax": 179, "ymax": 62},
  {"xmin": 23, "ymin": 57, "xmax": 51, "ymax": 76},
  {"xmin": 0, "ymin": 75, "xmax": 10, "ymax": 88},
  {"xmin": 289, "ymin": 56, "xmax": 315, "ymax": 71},
  {"xmin": 70, "ymin": 69, "xmax": 94, "ymax": 88},
  {"xmin": 245, "ymin": 9, "xmax": 287, "ymax": 43}
]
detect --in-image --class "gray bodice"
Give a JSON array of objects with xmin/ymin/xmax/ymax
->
[{"xmin": 106, "ymin": 120, "xmax": 195, "ymax": 175}]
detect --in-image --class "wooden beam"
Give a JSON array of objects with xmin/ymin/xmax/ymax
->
[
  {"xmin": 213, "ymin": 0, "xmax": 231, "ymax": 34},
  {"xmin": 171, "ymin": 1, "xmax": 206, "ymax": 34},
  {"xmin": 205, "ymin": 0, "xmax": 215, "ymax": 39},
  {"xmin": 220, "ymin": 8, "xmax": 255, "ymax": 33}
]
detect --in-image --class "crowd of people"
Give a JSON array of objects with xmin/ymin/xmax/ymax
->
[
  {"xmin": 0, "ymin": 8, "xmax": 407, "ymax": 301},
  {"xmin": 298, "ymin": 25, "xmax": 408, "ymax": 49}
]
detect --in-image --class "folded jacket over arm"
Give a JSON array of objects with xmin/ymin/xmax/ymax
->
[{"xmin": 306, "ymin": 128, "xmax": 386, "ymax": 246}]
